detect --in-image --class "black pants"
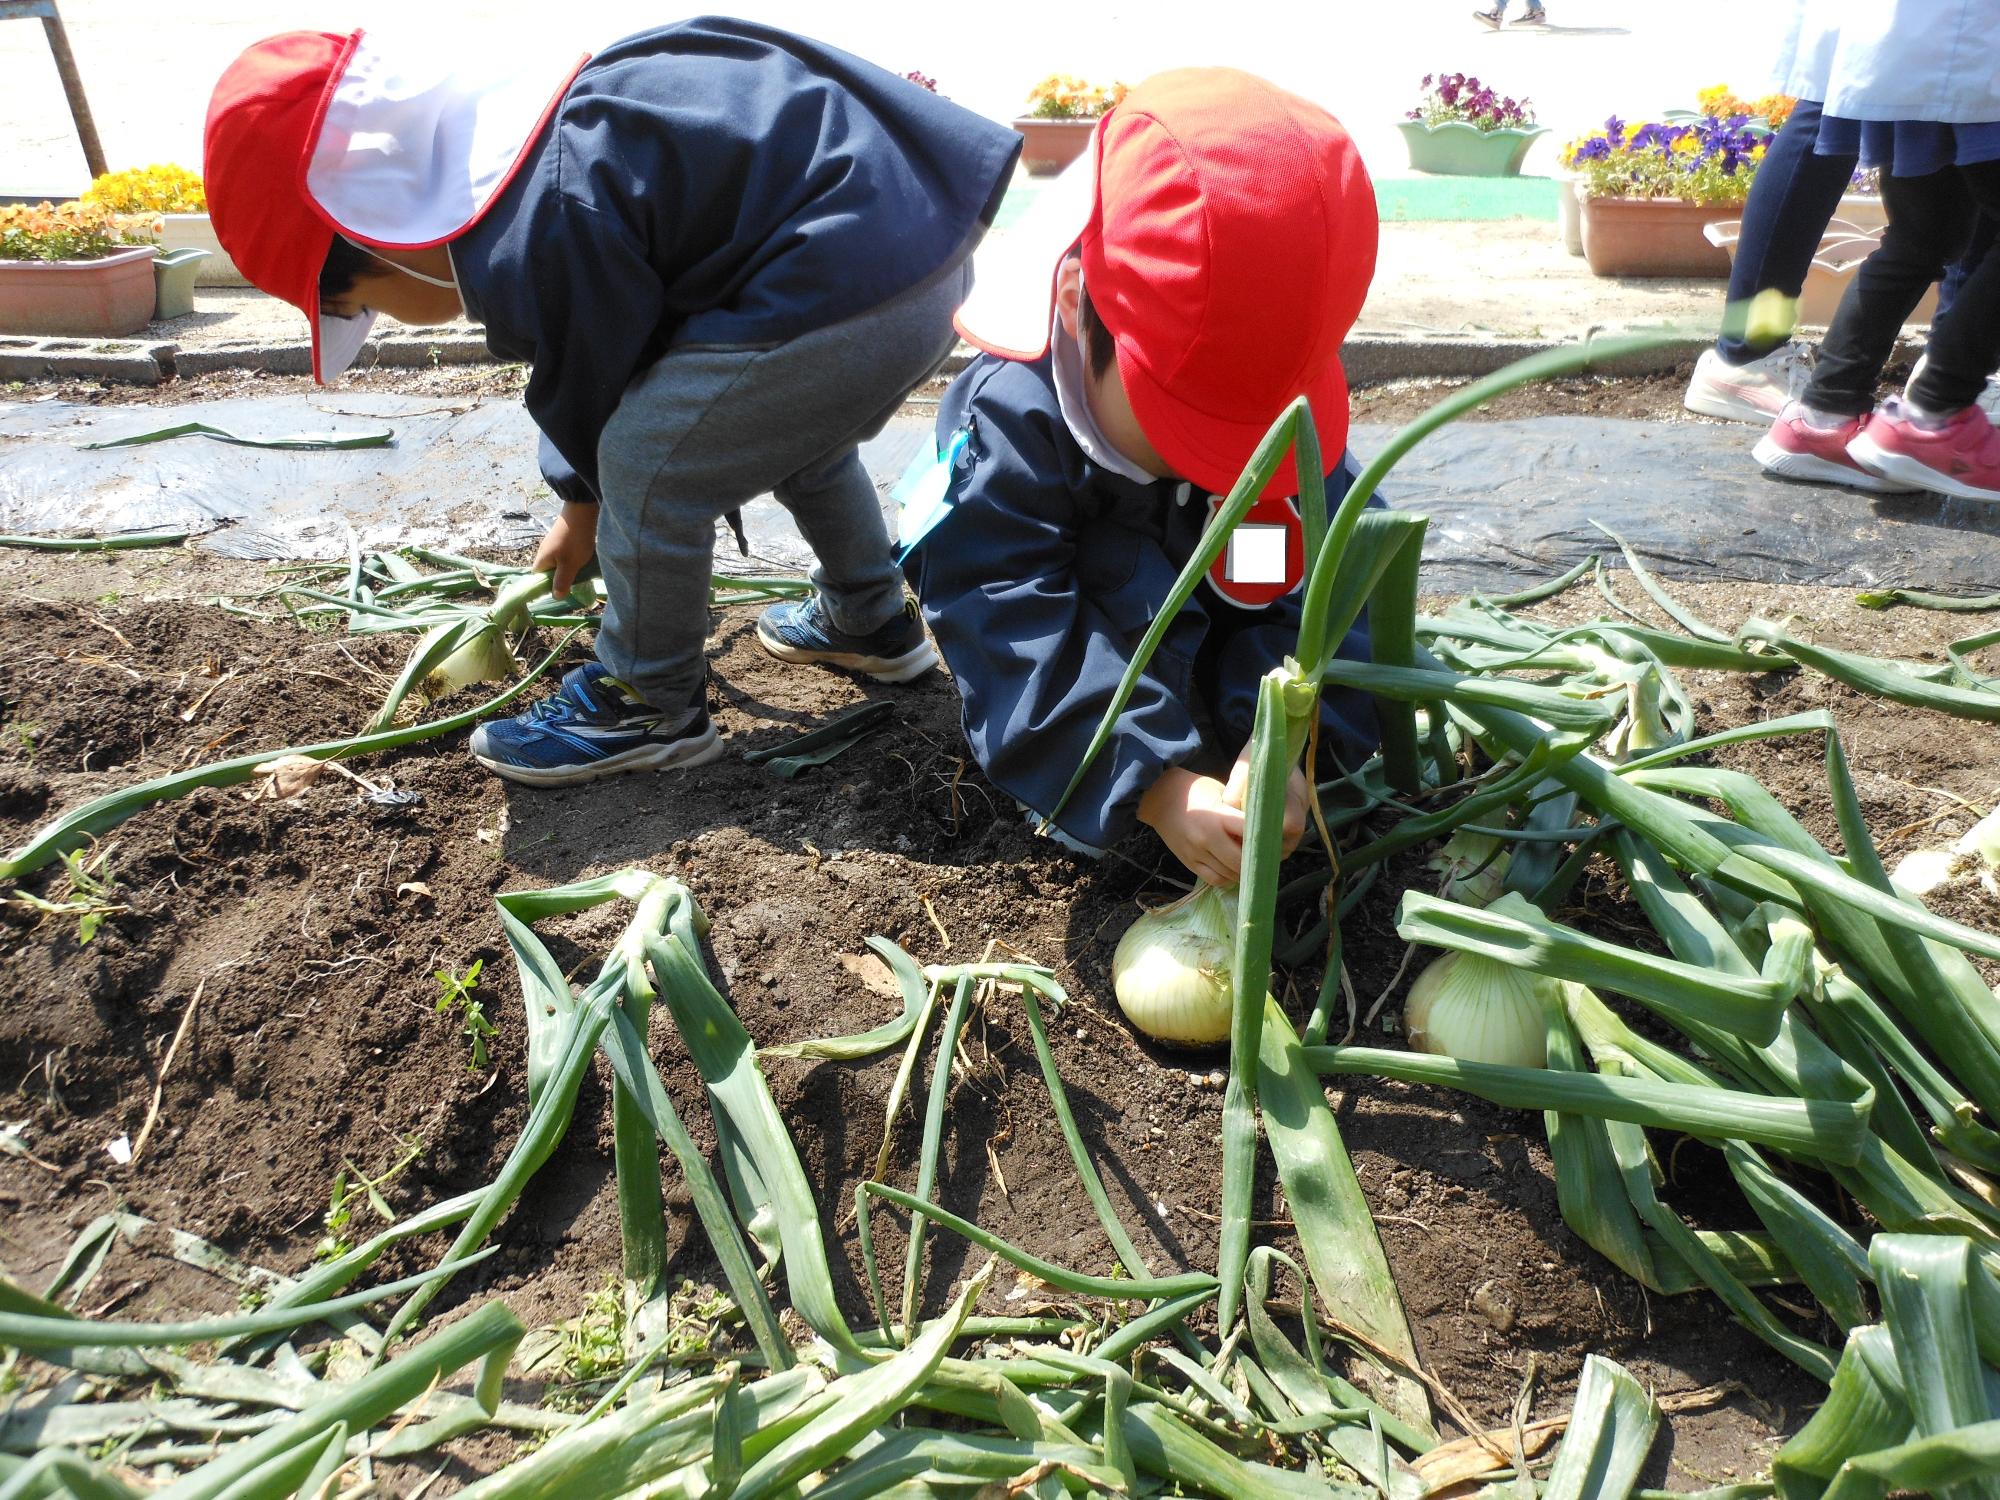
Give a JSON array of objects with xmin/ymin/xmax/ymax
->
[
  {"xmin": 1804, "ymin": 160, "xmax": 2000, "ymax": 416},
  {"xmin": 1720, "ymin": 100, "xmax": 1856, "ymax": 363}
]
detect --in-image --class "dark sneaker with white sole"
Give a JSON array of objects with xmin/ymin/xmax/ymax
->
[
  {"xmin": 469, "ymin": 664, "xmax": 720, "ymax": 786},
  {"xmin": 756, "ymin": 596, "xmax": 939, "ymax": 683}
]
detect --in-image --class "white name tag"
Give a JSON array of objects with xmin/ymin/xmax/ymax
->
[{"xmin": 1227, "ymin": 525, "xmax": 1289, "ymax": 585}]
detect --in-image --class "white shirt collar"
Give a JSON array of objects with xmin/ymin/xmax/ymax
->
[{"xmin": 1049, "ymin": 300, "xmax": 1158, "ymax": 486}]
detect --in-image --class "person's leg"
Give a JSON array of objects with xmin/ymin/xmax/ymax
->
[
  {"xmin": 1909, "ymin": 166, "xmax": 2000, "ymax": 414},
  {"xmin": 597, "ymin": 254, "xmax": 973, "ymax": 711},
  {"xmin": 1686, "ymin": 104, "xmax": 1859, "ymax": 421},
  {"xmin": 765, "ymin": 257, "xmax": 973, "ymax": 640},
  {"xmin": 1718, "ymin": 101, "xmax": 1852, "ymax": 363},
  {"xmin": 1937, "ymin": 209, "xmax": 1997, "ymax": 321},
  {"xmin": 1851, "ymin": 164, "xmax": 2000, "ymax": 500},
  {"xmin": 1800, "ymin": 167, "xmax": 1974, "ymax": 416}
]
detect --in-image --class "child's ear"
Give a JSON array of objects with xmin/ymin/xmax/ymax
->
[{"xmin": 1054, "ymin": 255, "xmax": 1083, "ymax": 340}]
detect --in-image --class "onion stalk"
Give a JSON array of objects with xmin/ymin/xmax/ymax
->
[{"xmin": 1425, "ymin": 827, "xmax": 1510, "ymax": 906}]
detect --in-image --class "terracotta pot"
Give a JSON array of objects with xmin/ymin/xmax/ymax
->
[
  {"xmin": 159, "ymin": 212, "xmax": 248, "ymax": 286},
  {"xmin": 1579, "ymin": 197, "xmax": 1735, "ymax": 278},
  {"xmin": 0, "ymin": 245, "xmax": 158, "ymax": 336},
  {"xmin": 1397, "ymin": 119, "xmax": 1547, "ymax": 177},
  {"xmin": 1012, "ymin": 117, "xmax": 1096, "ymax": 177}
]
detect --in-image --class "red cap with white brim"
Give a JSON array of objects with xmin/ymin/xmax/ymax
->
[
  {"xmin": 954, "ymin": 69, "xmax": 1378, "ymax": 499},
  {"xmin": 204, "ymin": 27, "xmax": 591, "ymax": 383}
]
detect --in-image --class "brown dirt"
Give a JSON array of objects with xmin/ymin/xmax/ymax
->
[{"xmin": 5, "ymin": 554, "xmax": 1994, "ymax": 1492}]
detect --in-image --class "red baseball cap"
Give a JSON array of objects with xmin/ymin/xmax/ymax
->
[
  {"xmin": 204, "ymin": 29, "xmax": 588, "ymax": 382},
  {"xmin": 955, "ymin": 69, "xmax": 1378, "ymax": 498}
]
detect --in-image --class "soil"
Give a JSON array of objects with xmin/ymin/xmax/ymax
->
[{"xmin": 5, "ymin": 548, "xmax": 1996, "ymax": 1494}]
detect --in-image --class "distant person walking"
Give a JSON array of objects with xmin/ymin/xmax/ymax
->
[{"xmin": 1474, "ymin": 2, "xmax": 1547, "ymax": 26}]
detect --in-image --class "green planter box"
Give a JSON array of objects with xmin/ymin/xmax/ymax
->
[
  {"xmin": 152, "ymin": 245, "xmax": 211, "ymax": 320},
  {"xmin": 1397, "ymin": 119, "xmax": 1547, "ymax": 177}
]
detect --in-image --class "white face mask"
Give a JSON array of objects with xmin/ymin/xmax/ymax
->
[
  {"xmin": 368, "ymin": 247, "xmax": 460, "ymax": 288},
  {"xmin": 356, "ymin": 246, "xmax": 469, "ymax": 323}
]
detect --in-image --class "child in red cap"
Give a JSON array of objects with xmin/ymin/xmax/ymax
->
[
  {"xmin": 203, "ymin": 21, "xmax": 1020, "ymax": 785},
  {"xmin": 902, "ymin": 69, "xmax": 1381, "ymax": 885}
]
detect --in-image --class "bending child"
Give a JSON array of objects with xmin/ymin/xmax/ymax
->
[
  {"xmin": 903, "ymin": 70, "xmax": 1382, "ymax": 886},
  {"xmin": 203, "ymin": 20, "xmax": 1020, "ymax": 784}
]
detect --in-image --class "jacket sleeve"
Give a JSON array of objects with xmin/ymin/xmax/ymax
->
[
  {"xmin": 512, "ymin": 191, "xmax": 670, "ymax": 505},
  {"xmin": 905, "ymin": 383, "xmax": 1208, "ymax": 850}
]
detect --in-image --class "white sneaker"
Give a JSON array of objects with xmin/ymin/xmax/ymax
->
[{"xmin": 1684, "ymin": 344, "xmax": 1813, "ymax": 424}]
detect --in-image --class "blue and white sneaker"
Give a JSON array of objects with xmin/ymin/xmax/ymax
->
[
  {"xmin": 468, "ymin": 664, "xmax": 721, "ymax": 787},
  {"xmin": 756, "ymin": 596, "xmax": 938, "ymax": 684}
]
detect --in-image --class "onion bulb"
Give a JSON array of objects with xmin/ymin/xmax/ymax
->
[
  {"xmin": 1426, "ymin": 829, "xmax": 1510, "ymax": 907},
  {"xmin": 422, "ymin": 570, "xmax": 553, "ymax": 702},
  {"xmin": 1890, "ymin": 805, "xmax": 2000, "ymax": 899},
  {"xmin": 1112, "ymin": 883, "xmax": 1239, "ymax": 1047},
  {"xmin": 1404, "ymin": 899, "xmax": 1557, "ymax": 1068}
]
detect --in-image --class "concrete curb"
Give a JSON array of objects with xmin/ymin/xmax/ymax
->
[
  {"xmin": 0, "ymin": 334, "xmax": 176, "ymax": 385},
  {"xmin": 8, "ymin": 326, "xmax": 1798, "ymax": 390}
]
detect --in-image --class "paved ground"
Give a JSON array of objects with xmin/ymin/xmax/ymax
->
[{"xmin": 7, "ymin": 0, "xmax": 1787, "ymax": 197}]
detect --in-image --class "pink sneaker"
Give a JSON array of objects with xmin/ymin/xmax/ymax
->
[
  {"xmin": 1849, "ymin": 400, "xmax": 2000, "ymax": 502},
  {"xmin": 1753, "ymin": 404, "xmax": 1922, "ymax": 494}
]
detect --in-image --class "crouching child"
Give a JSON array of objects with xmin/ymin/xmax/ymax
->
[
  {"xmin": 203, "ymin": 20, "xmax": 1021, "ymax": 784},
  {"xmin": 902, "ymin": 69, "xmax": 1383, "ymax": 885}
]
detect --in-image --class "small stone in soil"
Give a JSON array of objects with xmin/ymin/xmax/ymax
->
[{"xmin": 1472, "ymin": 1279, "xmax": 1518, "ymax": 1334}]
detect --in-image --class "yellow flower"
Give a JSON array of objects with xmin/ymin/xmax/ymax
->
[{"xmin": 83, "ymin": 163, "xmax": 206, "ymax": 215}]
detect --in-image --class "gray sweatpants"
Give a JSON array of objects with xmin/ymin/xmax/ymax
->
[{"xmin": 592, "ymin": 256, "xmax": 975, "ymax": 714}]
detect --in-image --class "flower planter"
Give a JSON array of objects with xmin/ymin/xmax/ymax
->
[
  {"xmin": 152, "ymin": 246, "xmax": 211, "ymax": 319},
  {"xmin": 159, "ymin": 212, "xmax": 247, "ymax": 286},
  {"xmin": 1704, "ymin": 217, "xmax": 1936, "ymax": 329},
  {"xmin": 1579, "ymin": 197, "xmax": 1735, "ymax": 278},
  {"xmin": 1398, "ymin": 119, "xmax": 1547, "ymax": 177},
  {"xmin": 1013, "ymin": 117, "xmax": 1096, "ymax": 177},
  {"xmin": 0, "ymin": 245, "xmax": 158, "ymax": 336}
]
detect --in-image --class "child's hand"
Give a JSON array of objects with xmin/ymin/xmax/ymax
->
[
  {"xmin": 1222, "ymin": 745, "xmax": 1310, "ymax": 861},
  {"xmin": 1138, "ymin": 751, "xmax": 1309, "ymax": 886},
  {"xmin": 534, "ymin": 501, "xmax": 600, "ymax": 596},
  {"xmin": 1137, "ymin": 767, "xmax": 1247, "ymax": 886}
]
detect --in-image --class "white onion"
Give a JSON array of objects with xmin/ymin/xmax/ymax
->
[
  {"xmin": 1111, "ymin": 883, "xmax": 1239, "ymax": 1048},
  {"xmin": 1403, "ymin": 929, "xmax": 1554, "ymax": 1070},
  {"xmin": 421, "ymin": 570, "xmax": 550, "ymax": 702},
  {"xmin": 1426, "ymin": 829, "xmax": 1511, "ymax": 907},
  {"xmin": 1885, "ymin": 804, "xmax": 2000, "ymax": 900},
  {"xmin": 1889, "ymin": 846, "xmax": 1960, "ymax": 898}
]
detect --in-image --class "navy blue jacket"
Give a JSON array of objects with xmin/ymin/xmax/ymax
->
[
  {"xmin": 451, "ymin": 18, "xmax": 1022, "ymax": 504},
  {"xmin": 904, "ymin": 354, "xmax": 1382, "ymax": 851}
]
